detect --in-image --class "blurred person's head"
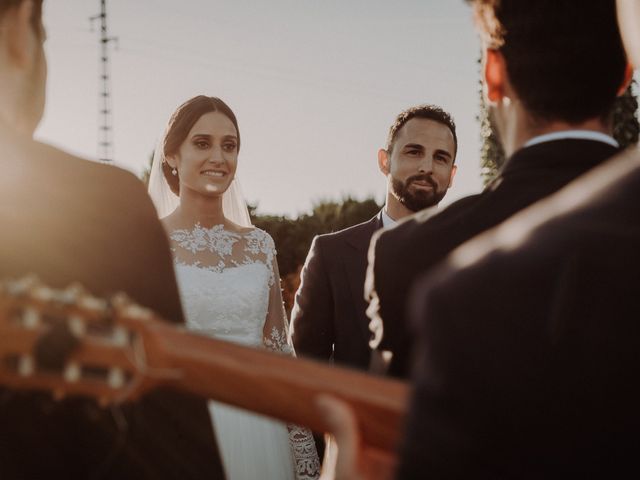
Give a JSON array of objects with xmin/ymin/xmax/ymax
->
[
  {"xmin": 0, "ymin": 0, "xmax": 46, "ymax": 136},
  {"xmin": 468, "ymin": 0, "xmax": 630, "ymax": 155},
  {"xmin": 379, "ymin": 105, "xmax": 457, "ymax": 219},
  {"xmin": 617, "ymin": 0, "xmax": 640, "ymax": 67}
]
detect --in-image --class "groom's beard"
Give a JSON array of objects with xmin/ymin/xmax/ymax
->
[{"xmin": 391, "ymin": 174, "xmax": 446, "ymax": 212}]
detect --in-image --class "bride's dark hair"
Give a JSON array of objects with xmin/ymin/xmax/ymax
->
[{"xmin": 162, "ymin": 95, "xmax": 240, "ymax": 195}]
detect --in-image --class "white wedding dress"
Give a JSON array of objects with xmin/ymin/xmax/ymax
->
[{"xmin": 168, "ymin": 223, "xmax": 320, "ymax": 480}]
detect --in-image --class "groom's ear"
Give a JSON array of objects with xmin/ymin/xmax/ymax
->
[
  {"xmin": 484, "ymin": 48, "xmax": 508, "ymax": 103},
  {"xmin": 378, "ymin": 148, "xmax": 390, "ymax": 175}
]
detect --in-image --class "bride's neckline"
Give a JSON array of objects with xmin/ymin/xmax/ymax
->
[{"xmin": 169, "ymin": 222, "xmax": 255, "ymax": 237}]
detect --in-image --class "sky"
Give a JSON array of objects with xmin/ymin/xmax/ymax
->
[{"xmin": 37, "ymin": 0, "xmax": 484, "ymax": 217}]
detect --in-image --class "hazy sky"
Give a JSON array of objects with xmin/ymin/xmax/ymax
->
[{"xmin": 38, "ymin": 0, "xmax": 483, "ymax": 216}]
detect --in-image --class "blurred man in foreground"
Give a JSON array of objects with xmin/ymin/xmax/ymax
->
[{"xmin": 0, "ymin": 1, "xmax": 224, "ymax": 478}]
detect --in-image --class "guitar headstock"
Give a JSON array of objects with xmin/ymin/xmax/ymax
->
[{"xmin": 0, "ymin": 276, "xmax": 170, "ymax": 406}]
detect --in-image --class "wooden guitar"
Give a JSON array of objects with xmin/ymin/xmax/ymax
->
[{"xmin": 0, "ymin": 276, "xmax": 408, "ymax": 454}]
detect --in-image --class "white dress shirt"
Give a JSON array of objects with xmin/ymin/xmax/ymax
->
[
  {"xmin": 382, "ymin": 205, "xmax": 438, "ymax": 228},
  {"xmin": 524, "ymin": 130, "xmax": 619, "ymax": 149}
]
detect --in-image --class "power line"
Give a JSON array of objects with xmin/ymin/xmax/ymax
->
[{"xmin": 90, "ymin": 0, "xmax": 118, "ymax": 163}]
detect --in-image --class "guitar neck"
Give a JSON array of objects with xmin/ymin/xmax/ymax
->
[{"xmin": 149, "ymin": 322, "xmax": 409, "ymax": 452}]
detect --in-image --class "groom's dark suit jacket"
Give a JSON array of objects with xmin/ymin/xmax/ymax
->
[
  {"xmin": 367, "ymin": 139, "xmax": 621, "ymax": 378},
  {"xmin": 0, "ymin": 131, "xmax": 224, "ymax": 479},
  {"xmin": 291, "ymin": 212, "xmax": 383, "ymax": 370},
  {"xmin": 399, "ymin": 149, "xmax": 640, "ymax": 479}
]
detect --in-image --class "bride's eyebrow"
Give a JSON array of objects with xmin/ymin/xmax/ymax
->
[{"xmin": 190, "ymin": 134, "xmax": 238, "ymax": 141}]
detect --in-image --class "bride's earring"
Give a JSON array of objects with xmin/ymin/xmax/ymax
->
[{"xmin": 171, "ymin": 167, "xmax": 177, "ymax": 176}]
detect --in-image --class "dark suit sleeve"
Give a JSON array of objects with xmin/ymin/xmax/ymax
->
[
  {"xmin": 397, "ymin": 268, "xmax": 487, "ymax": 479},
  {"xmin": 290, "ymin": 235, "xmax": 336, "ymax": 361},
  {"xmin": 397, "ymin": 249, "xmax": 582, "ymax": 478}
]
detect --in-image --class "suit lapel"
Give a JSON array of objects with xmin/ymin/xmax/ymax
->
[{"xmin": 344, "ymin": 212, "xmax": 383, "ymax": 343}]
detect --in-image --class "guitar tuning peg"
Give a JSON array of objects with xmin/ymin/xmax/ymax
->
[
  {"xmin": 111, "ymin": 292, "xmax": 130, "ymax": 307},
  {"xmin": 67, "ymin": 315, "xmax": 86, "ymax": 338},
  {"xmin": 22, "ymin": 308, "xmax": 41, "ymax": 329},
  {"xmin": 6, "ymin": 274, "xmax": 39, "ymax": 295},
  {"xmin": 108, "ymin": 368, "xmax": 125, "ymax": 389},
  {"xmin": 79, "ymin": 295, "xmax": 108, "ymax": 312},
  {"xmin": 65, "ymin": 282, "xmax": 86, "ymax": 297},
  {"xmin": 32, "ymin": 286, "xmax": 54, "ymax": 302},
  {"xmin": 112, "ymin": 326, "xmax": 129, "ymax": 347},
  {"xmin": 63, "ymin": 362, "xmax": 81, "ymax": 383},
  {"xmin": 18, "ymin": 355, "xmax": 34, "ymax": 377},
  {"xmin": 123, "ymin": 303, "xmax": 152, "ymax": 319}
]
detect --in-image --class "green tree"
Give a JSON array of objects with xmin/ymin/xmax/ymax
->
[
  {"xmin": 251, "ymin": 196, "xmax": 382, "ymax": 312},
  {"xmin": 141, "ymin": 150, "xmax": 154, "ymax": 186}
]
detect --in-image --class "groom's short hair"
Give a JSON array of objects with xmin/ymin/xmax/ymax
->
[
  {"xmin": 0, "ymin": 0, "xmax": 43, "ymax": 37},
  {"xmin": 467, "ymin": 0, "xmax": 627, "ymax": 124},
  {"xmin": 385, "ymin": 104, "xmax": 458, "ymax": 158}
]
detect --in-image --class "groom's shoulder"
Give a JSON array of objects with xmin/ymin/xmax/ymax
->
[
  {"xmin": 378, "ymin": 194, "xmax": 482, "ymax": 248},
  {"xmin": 315, "ymin": 214, "xmax": 380, "ymax": 249}
]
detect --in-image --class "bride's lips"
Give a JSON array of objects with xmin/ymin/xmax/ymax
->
[{"xmin": 200, "ymin": 169, "xmax": 227, "ymax": 178}]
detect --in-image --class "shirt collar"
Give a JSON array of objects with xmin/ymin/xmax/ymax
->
[
  {"xmin": 524, "ymin": 130, "xmax": 619, "ymax": 149},
  {"xmin": 382, "ymin": 205, "xmax": 438, "ymax": 228},
  {"xmin": 381, "ymin": 208, "xmax": 396, "ymax": 228}
]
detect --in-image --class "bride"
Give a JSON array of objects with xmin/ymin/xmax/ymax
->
[{"xmin": 147, "ymin": 95, "xmax": 320, "ymax": 480}]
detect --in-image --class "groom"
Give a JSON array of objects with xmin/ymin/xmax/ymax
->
[
  {"xmin": 290, "ymin": 104, "xmax": 457, "ymax": 371},
  {"xmin": 0, "ymin": 1, "xmax": 224, "ymax": 478}
]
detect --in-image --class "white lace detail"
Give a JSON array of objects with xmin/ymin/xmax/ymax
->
[
  {"xmin": 264, "ymin": 325, "xmax": 294, "ymax": 354},
  {"xmin": 170, "ymin": 225, "xmax": 276, "ymax": 345},
  {"xmin": 288, "ymin": 424, "xmax": 322, "ymax": 480},
  {"xmin": 263, "ymin": 321, "xmax": 319, "ymax": 479},
  {"xmin": 245, "ymin": 228, "xmax": 276, "ymax": 287},
  {"xmin": 169, "ymin": 224, "xmax": 275, "ymax": 278},
  {"xmin": 170, "ymin": 223, "xmax": 320, "ymax": 479},
  {"xmin": 170, "ymin": 223, "xmax": 239, "ymax": 256}
]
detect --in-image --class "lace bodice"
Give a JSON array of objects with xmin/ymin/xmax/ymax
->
[
  {"xmin": 171, "ymin": 225, "xmax": 277, "ymax": 346},
  {"xmin": 168, "ymin": 223, "xmax": 320, "ymax": 479}
]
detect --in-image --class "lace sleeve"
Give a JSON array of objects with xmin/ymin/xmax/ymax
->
[
  {"xmin": 262, "ymin": 241, "xmax": 321, "ymax": 479},
  {"xmin": 262, "ymin": 235, "xmax": 292, "ymax": 354}
]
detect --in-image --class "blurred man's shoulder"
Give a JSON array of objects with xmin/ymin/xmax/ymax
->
[
  {"xmin": 315, "ymin": 213, "xmax": 381, "ymax": 248},
  {"xmin": 14, "ymin": 137, "xmax": 145, "ymax": 196}
]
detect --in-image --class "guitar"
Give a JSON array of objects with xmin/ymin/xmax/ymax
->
[{"xmin": 0, "ymin": 276, "xmax": 408, "ymax": 453}]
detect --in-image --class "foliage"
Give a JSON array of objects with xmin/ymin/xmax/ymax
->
[
  {"xmin": 251, "ymin": 197, "xmax": 382, "ymax": 313},
  {"xmin": 141, "ymin": 150, "xmax": 154, "ymax": 186},
  {"xmin": 612, "ymin": 82, "xmax": 640, "ymax": 148},
  {"xmin": 250, "ymin": 197, "xmax": 381, "ymax": 278}
]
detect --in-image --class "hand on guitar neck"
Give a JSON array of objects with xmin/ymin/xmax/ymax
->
[{"xmin": 317, "ymin": 395, "xmax": 397, "ymax": 480}]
